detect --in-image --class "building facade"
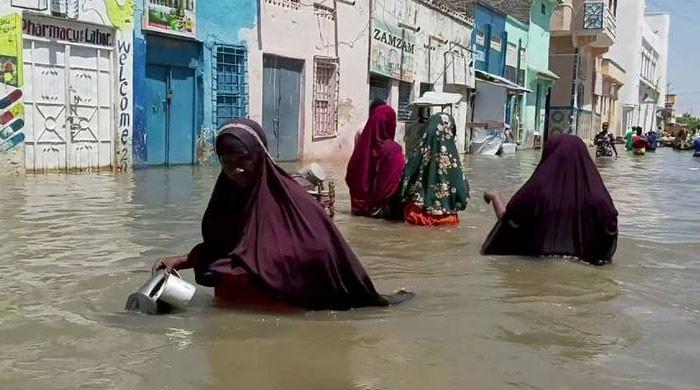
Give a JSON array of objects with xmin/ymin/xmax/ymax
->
[
  {"xmin": 504, "ymin": 15, "xmax": 528, "ymax": 136},
  {"xmin": 405, "ymin": 0, "xmax": 475, "ymax": 153},
  {"xmin": 548, "ymin": 0, "xmax": 617, "ymax": 141},
  {"xmin": 522, "ymin": 0, "xmax": 560, "ymax": 146},
  {"xmin": 469, "ymin": 2, "xmax": 530, "ymax": 142},
  {"xmin": 0, "ymin": 1, "xmax": 135, "ymax": 175},
  {"xmin": 132, "ymin": 0, "xmax": 256, "ymax": 167}
]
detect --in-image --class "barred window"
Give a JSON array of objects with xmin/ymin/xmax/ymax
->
[
  {"xmin": 313, "ymin": 57, "xmax": 339, "ymax": 139},
  {"xmin": 398, "ymin": 82, "xmax": 413, "ymax": 122},
  {"xmin": 213, "ymin": 45, "xmax": 248, "ymax": 129}
]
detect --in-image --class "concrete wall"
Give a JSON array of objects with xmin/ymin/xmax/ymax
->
[
  {"xmin": 0, "ymin": 1, "xmax": 135, "ymax": 175},
  {"xmin": 549, "ymin": 36, "xmax": 574, "ymax": 107},
  {"xmin": 248, "ymin": 0, "xmax": 370, "ymax": 163},
  {"xmin": 605, "ymin": 0, "xmax": 643, "ymax": 114},
  {"xmin": 505, "ymin": 16, "xmax": 528, "ymax": 129},
  {"xmin": 199, "ymin": 0, "xmax": 257, "ymax": 158},
  {"xmin": 523, "ymin": 0, "xmax": 557, "ymax": 142},
  {"xmin": 645, "ymin": 12, "xmax": 670, "ymax": 116}
]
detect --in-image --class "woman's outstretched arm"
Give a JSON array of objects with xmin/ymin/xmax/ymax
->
[{"xmin": 483, "ymin": 190, "xmax": 506, "ymax": 219}]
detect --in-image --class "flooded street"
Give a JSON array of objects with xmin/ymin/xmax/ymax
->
[{"xmin": 1, "ymin": 147, "xmax": 699, "ymax": 390}]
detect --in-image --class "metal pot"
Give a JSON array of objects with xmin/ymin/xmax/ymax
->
[
  {"xmin": 125, "ymin": 269, "xmax": 196, "ymax": 315},
  {"xmin": 299, "ymin": 163, "xmax": 326, "ymax": 186}
]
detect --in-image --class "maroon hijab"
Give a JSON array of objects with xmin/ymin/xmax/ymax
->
[
  {"xmin": 346, "ymin": 105, "xmax": 405, "ymax": 216},
  {"xmin": 481, "ymin": 134, "xmax": 618, "ymax": 264},
  {"xmin": 190, "ymin": 119, "xmax": 412, "ymax": 310}
]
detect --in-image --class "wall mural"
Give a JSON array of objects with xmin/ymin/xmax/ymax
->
[{"xmin": 0, "ymin": 13, "xmax": 25, "ymax": 153}]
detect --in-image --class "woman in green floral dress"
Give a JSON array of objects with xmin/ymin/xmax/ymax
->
[{"xmin": 401, "ymin": 113, "xmax": 469, "ymax": 226}]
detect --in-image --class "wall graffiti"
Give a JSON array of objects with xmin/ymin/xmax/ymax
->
[{"xmin": 117, "ymin": 38, "xmax": 131, "ymax": 171}]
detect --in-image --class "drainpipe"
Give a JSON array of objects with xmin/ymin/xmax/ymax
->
[
  {"xmin": 367, "ymin": 0, "xmax": 373, "ymax": 83},
  {"xmin": 333, "ymin": 0, "xmax": 339, "ymax": 59}
]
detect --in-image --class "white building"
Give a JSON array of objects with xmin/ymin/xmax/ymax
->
[
  {"xmin": 605, "ymin": 0, "xmax": 669, "ymax": 135},
  {"xmin": 370, "ymin": 0, "xmax": 475, "ymax": 153},
  {"xmin": 246, "ymin": 0, "xmax": 474, "ymax": 163},
  {"xmin": 0, "ymin": 1, "xmax": 135, "ymax": 175},
  {"xmin": 246, "ymin": 0, "xmax": 370, "ymax": 163}
]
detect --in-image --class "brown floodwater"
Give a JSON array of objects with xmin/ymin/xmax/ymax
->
[{"xmin": 1, "ymin": 147, "xmax": 699, "ymax": 389}]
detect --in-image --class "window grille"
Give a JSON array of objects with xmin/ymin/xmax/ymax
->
[
  {"xmin": 212, "ymin": 45, "xmax": 248, "ymax": 129},
  {"xmin": 398, "ymin": 82, "xmax": 413, "ymax": 122},
  {"xmin": 313, "ymin": 57, "xmax": 339, "ymax": 139}
]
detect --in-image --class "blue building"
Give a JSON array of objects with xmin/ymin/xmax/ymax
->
[
  {"xmin": 133, "ymin": 0, "xmax": 255, "ymax": 166},
  {"xmin": 470, "ymin": 3, "xmax": 529, "ymax": 139},
  {"xmin": 472, "ymin": 3, "xmax": 507, "ymax": 76}
]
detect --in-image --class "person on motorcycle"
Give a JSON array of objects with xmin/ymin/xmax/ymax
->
[{"xmin": 595, "ymin": 122, "xmax": 618, "ymax": 158}]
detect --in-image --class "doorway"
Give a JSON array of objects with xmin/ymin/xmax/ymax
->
[
  {"xmin": 144, "ymin": 64, "xmax": 196, "ymax": 165},
  {"xmin": 22, "ymin": 37, "xmax": 114, "ymax": 171},
  {"xmin": 262, "ymin": 55, "xmax": 303, "ymax": 161}
]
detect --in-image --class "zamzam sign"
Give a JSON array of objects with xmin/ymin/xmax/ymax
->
[
  {"xmin": 22, "ymin": 17, "xmax": 113, "ymax": 47},
  {"xmin": 373, "ymin": 27, "xmax": 415, "ymax": 54}
]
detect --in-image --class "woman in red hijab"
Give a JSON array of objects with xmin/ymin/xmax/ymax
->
[
  {"xmin": 481, "ymin": 134, "xmax": 618, "ymax": 265},
  {"xmin": 346, "ymin": 104, "xmax": 405, "ymax": 220},
  {"xmin": 153, "ymin": 119, "xmax": 412, "ymax": 310}
]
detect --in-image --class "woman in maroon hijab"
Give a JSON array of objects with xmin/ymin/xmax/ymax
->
[
  {"xmin": 346, "ymin": 104, "xmax": 405, "ymax": 220},
  {"xmin": 481, "ymin": 134, "xmax": 618, "ymax": 265},
  {"xmin": 154, "ymin": 119, "xmax": 412, "ymax": 310}
]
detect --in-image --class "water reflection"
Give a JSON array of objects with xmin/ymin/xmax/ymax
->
[{"xmin": 0, "ymin": 148, "xmax": 699, "ymax": 389}]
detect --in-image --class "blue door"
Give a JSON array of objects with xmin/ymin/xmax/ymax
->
[
  {"xmin": 262, "ymin": 55, "xmax": 302, "ymax": 161},
  {"xmin": 168, "ymin": 67, "xmax": 195, "ymax": 164},
  {"xmin": 145, "ymin": 64, "xmax": 168, "ymax": 165},
  {"xmin": 144, "ymin": 65, "xmax": 195, "ymax": 165}
]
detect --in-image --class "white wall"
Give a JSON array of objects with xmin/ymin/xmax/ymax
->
[
  {"xmin": 606, "ymin": 0, "xmax": 670, "ymax": 132},
  {"xmin": 645, "ymin": 12, "xmax": 670, "ymax": 108},
  {"xmin": 247, "ymin": 0, "xmax": 370, "ymax": 163},
  {"xmin": 605, "ymin": 0, "xmax": 643, "ymax": 111}
]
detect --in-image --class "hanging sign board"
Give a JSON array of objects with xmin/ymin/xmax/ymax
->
[
  {"xmin": 143, "ymin": 0, "xmax": 196, "ymax": 38},
  {"xmin": 370, "ymin": 17, "xmax": 415, "ymax": 82}
]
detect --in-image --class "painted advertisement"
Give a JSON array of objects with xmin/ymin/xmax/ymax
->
[
  {"xmin": 0, "ymin": 13, "xmax": 25, "ymax": 155},
  {"xmin": 0, "ymin": 14, "xmax": 23, "ymax": 87},
  {"xmin": 370, "ymin": 18, "xmax": 414, "ymax": 82},
  {"xmin": 144, "ymin": 0, "xmax": 196, "ymax": 38}
]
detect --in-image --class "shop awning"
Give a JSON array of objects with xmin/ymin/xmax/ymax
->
[
  {"xmin": 475, "ymin": 69, "xmax": 532, "ymax": 93},
  {"xmin": 410, "ymin": 91, "xmax": 463, "ymax": 107},
  {"xmin": 528, "ymin": 66, "xmax": 559, "ymax": 81}
]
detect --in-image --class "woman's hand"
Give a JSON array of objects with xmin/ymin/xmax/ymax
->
[
  {"xmin": 483, "ymin": 190, "xmax": 498, "ymax": 204},
  {"xmin": 484, "ymin": 190, "xmax": 506, "ymax": 219},
  {"xmin": 152, "ymin": 255, "xmax": 188, "ymax": 273}
]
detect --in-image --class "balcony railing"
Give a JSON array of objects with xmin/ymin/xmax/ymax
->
[{"xmin": 582, "ymin": 1, "xmax": 616, "ymax": 39}]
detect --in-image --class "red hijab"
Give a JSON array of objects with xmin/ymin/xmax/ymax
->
[
  {"xmin": 345, "ymin": 105, "xmax": 405, "ymax": 216},
  {"xmin": 190, "ymin": 120, "xmax": 413, "ymax": 310},
  {"xmin": 481, "ymin": 134, "xmax": 618, "ymax": 264}
]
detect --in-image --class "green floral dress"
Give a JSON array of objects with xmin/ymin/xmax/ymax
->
[{"xmin": 401, "ymin": 113, "xmax": 469, "ymax": 216}]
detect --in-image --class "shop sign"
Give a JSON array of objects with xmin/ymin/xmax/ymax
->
[
  {"xmin": 22, "ymin": 15, "xmax": 113, "ymax": 47},
  {"xmin": 144, "ymin": 0, "xmax": 196, "ymax": 38},
  {"xmin": 370, "ymin": 17, "xmax": 414, "ymax": 82},
  {"xmin": 0, "ymin": 14, "xmax": 23, "ymax": 87}
]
